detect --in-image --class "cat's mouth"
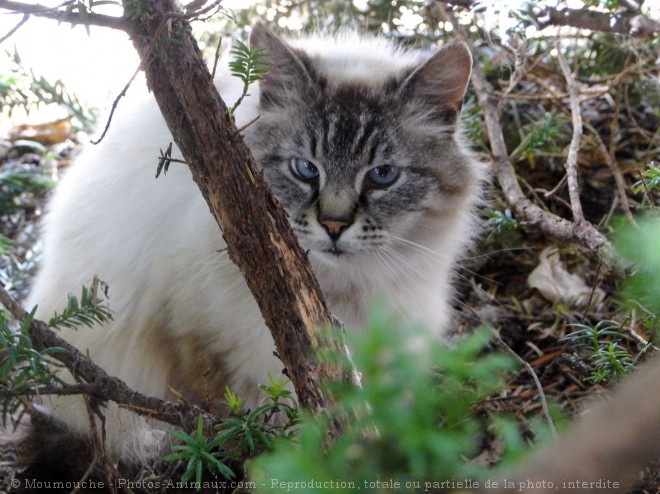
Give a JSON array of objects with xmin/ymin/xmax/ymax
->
[{"xmin": 325, "ymin": 244, "xmax": 346, "ymax": 256}]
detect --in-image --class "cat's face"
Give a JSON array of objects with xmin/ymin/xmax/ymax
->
[{"xmin": 244, "ymin": 27, "xmax": 476, "ymax": 267}]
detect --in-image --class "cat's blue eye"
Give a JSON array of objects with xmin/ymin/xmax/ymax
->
[
  {"xmin": 366, "ymin": 165, "xmax": 400, "ymax": 188},
  {"xmin": 290, "ymin": 158, "xmax": 320, "ymax": 183}
]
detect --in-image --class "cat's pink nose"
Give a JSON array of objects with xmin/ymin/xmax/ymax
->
[{"xmin": 322, "ymin": 219, "xmax": 349, "ymax": 239}]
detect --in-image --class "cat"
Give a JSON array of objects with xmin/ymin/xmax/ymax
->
[{"xmin": 24, "ymin": 24, "xmax": 480, "ymax": 466}]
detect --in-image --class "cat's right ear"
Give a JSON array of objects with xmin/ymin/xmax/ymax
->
[
  {"xmin": 397, "ymin": 42, "xmax": 472, "ymax": 125},
  {"xmin": 250, "ymin": 23, "xmax": 315, "ymax": 108}
]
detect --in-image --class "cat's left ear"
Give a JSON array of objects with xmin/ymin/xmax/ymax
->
[{"xmin": 398, "ymin": 42, "xmax": 472, "ymax": 124}]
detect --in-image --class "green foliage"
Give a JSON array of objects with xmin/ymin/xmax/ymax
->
[
  {"xmin": 250, "ymin": 307, "xmax": 525, "ymax": 493},
  {"xmin": 570, "ymin": 216, "xmax": 660, "ymax": 385},
  {"xmin": 558, "ymin": 216, "xmax": 660, "ymax": 385},
  {"xmin": 0, "ymin": 165, "xmax": 55, "ymax": 214},
  {"xmin": 228, "ymin": 40, "xmax": 269, "ymax": 115},
  {"xmin": 582, "ymin": 0, "xmax": 620, "ymax": 10},
  {"xmin": 123, "ymin": 0, "xmax": 148, "ymax": 19},
  {"xmin": 164, "ymin": 415, "xmax": 236, "ymax": 486},
  {"xmin": 0, "ymin": 279, "xmax": 112, "ymax": 429},
  {"xmin": 511, "ymin": 110, "xmax": 568, "ymax": 168},
  {"xmin": 560, "ymin": 321, "xmax": 637, "ymax": 383},
  {"xmin": 526, "ymin": 111, "xmax": 566, "ymax": 154},
  {"xmin": 0, "ymin": 236, "xmax": 10, "ymax": 256},
  {"xmin": 47, "ymin": 277, "xmax": 113, "ymax": 330},
  {"xmin": 229, "ymin": 40, "xmax": 269, "ymax": 87},
  {"xmin": 0, "ymin": 49, "xmax": 97, "ymax": 132},
  {"xmin": 461, "ymin": 96, "xmax": 488, "ymax": 151},
  {"xmin": 575, "ymin": 33, "xmax": 633, "ymax": 78},
  {"xmin": 215, "ymin": 376, "xmax": 301, "ymax": 458},
  {"xmin": 484, "ymin": 208, "xmax": 521, "ymax": 241},
  {"xmin": 632, "ymin": 162, "xmax": 660, "ymax": 207},
  {"xmin": 0, "ymin": 306, "xmax": 63, "ymax": 425},
  {"xmin": 164, "ymin": 378, "xmax": 300, "ymax": 487},
  {"xmin": 0, "ymin": 244, "xmax": 40, "ymax": 301},
  {"xmin": 615, "ymin": 216, "xmax": 660, "ymax": 316},
  {"xmin": 61, "ymin": 0, "xmax": 122, "ymax": 35}
]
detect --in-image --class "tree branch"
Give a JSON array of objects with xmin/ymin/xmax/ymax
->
[
  {"xmin": 436, "ymin": 3, "xmax": 618, "ymax": 269},
  {"xmin": 0, "ymin": 0, "xmax": 131, "ymax": 32},
  {"xmin": 0, "ymin": 0, "xmax": 352, "ymax": 440},
  {"xmin": 121, "ymin": 0, "xmax": 353, "ymax": 432},
  {"xmin": 0, "ymin": 285, "xmax": 210, "ymax": 431},
  {"xmin": 441, "ymin": 0, "xmax": 660, "ymax": 38},
  {"xmin": 556, "ymin": 47, "xmax": 585, "ymax": 224},
  {"xmin": 539, "ymin": 5, "xmax": 660, "ymax": 38},
  {"xmin": 0, "ymin": 12, "xmax": 28, "ymax": 43}
]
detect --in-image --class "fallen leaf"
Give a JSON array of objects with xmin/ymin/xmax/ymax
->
[
  {"xmin": 527, "ymin": 247, "xmax": 605, "ymax": 309},
  {"xmin": 9, "ymin": 118, "xmax": 73, "ymax": 146}
]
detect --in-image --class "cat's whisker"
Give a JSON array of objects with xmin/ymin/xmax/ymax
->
[
  {"xmin": 388, "ymin": 235, "xmax": 451, "ymax": 263},
  {"xmin": 462, "ymin": 246, "xmax": 531, "ymax": 261},
  {"xmin": 379, "ymin": 247, "xmax": 428, "ymax": 292},
  {"xmin": 389, "ymin": 234, "xmax": 505, "ymax": 286},
  {"xmin": 381, "ymin": 246, "xmax": 433, "ymax": 287},
  {"xmin": 376, "ymin": 250, "xmax": 425, "ymax": 304},
  {"xmin": 374, "ymin": 251, "xmax": 401, "ymax": 283}
]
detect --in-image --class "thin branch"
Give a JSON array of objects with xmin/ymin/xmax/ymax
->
[
  {"xmin": 0, "ymin": 0, "xmax": 131, "ymax": 32},
  {"xmin": 0, "ymin": 383, "xmax": 100, "ymax": 398},
  {"xmin": 90, "ymin": 15, "xmax": 173, "ymax": 144},
  {"xmin": 0, "ymin": 284, "xmax": 212, "ymax": 432},
  {"xmin": 90, "ymin": 64, "xmax": 142, "ymax": 145},
  {"xmin": 435, "ymin": 2, "xmax": 618, "ymax": 270},
  {"xmin": 441, "ymin": 0, "xmax": 660, "ymax": 38},
  {"xmin": 584, "ymin": 121, "xmax": 636, "ymax": 225},
  {"xmin": 635, "ymin": 169, "xmax": 657, "ymax": 213},
  {"xmin": 556, "ymin": 46, "xmax": 585, "ymax": 223},
  {"xmin": 540, "ymin": 5, "xmax": 660, "ymax": 38},
  {"xmin": 0, "ymin": 12, "xmax": 28, "ymax": 44},
  {"xmin": 91, "ymin": 1, "xmax": 226, "ymax": 144},
  {"xmin": 490, "ymin": 328, "xmax": 557, "ymax": 437},
  {"xmin": 209, "ymin": 35, "xmax": 223, "ymax": 84}
]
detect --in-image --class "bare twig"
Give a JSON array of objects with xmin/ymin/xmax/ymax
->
[
  {"xmin": 490, "ymin": 328, "xmax": 557, "ymax": 437},
  {"xmin": 90, "ymin": 15, "xmax": 173, "ymax": 144},
  {"xmin": 0, "ymin": 12, "xmax": 28, "ymax": 44},
  {"xmin": 442, "ymin": 0, "xmax": 660, "ymax": 38},
  {"xmin": 584, "ymin": 121, "xmax": 636, "ymax": 225},
  {"xmin": 69, "ymin": 455, "xmax": 101, "ymax": 494},
  {"xmin": 209, "ymin": 35, "xmax": 223, "ymax": 84},
  {"xmin": 90, "ymin": 64, "xmax": 143, "ymax": 145},
  {"xmin": 0, "ymin": 0, "xmax": 130, "ymax": 31},
  {"xmin": 556, "ymin": 46, "xmax": 585, "ymax": 223},
  {"xmin": 435, "ymin": 3, "xmax": 617, "ymax": 268},
  {"xmin": 635, "ymin": 169, "xmax": 657, "ymax": 212},
  {"xmin": 539, "ymin": 174, "xmax": 567, "ymax": 199},
  {"xmin": 237, "ymin": 114, "xmax": 261, "ymax": 134}
]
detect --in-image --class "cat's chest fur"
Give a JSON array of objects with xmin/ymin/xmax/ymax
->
[{"xmin": 26, "ymin": 25, "xmax": 481, "ymax": 463}]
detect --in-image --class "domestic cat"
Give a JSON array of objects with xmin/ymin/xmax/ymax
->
[{"xmin": 25, "ymin": 24, "xmax": 480, "ymax": 464}]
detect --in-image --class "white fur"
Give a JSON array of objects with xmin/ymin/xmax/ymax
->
[
  {"xmin": 286, "ymin": 33, "xmax": 421, "ymax": 86},
  {"xmin": 26, "ymin": 32, "xmax": 480, "ymax": 463}
]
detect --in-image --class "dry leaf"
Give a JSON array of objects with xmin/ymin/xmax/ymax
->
[
  {"xmin": 527, "ymin": 247, "xmax": 605, "ymax": 308},
  {"xmin": 9, "ymin": 118, "xmax": 73, "ymax": 146}
]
